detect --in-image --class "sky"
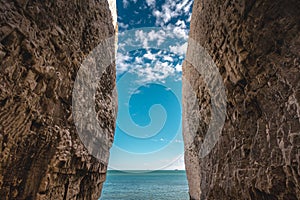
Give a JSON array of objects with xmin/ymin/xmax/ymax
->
[{"xmin": 108, "ymin": 0, "xmax": 193, "ymax": 170}]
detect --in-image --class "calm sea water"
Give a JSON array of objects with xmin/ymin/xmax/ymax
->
[{"xmin": 100, "ymin": 170, "xmax": 189, "ymax": 200}]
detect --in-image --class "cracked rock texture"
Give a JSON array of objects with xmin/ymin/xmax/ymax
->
[
  {"xmin": 0, "ymin": 0, "xmax": 116, "ymax": 199},
  {"xmin": 183, "ymin": 0, "xmax": 300, "ymax": 199}
]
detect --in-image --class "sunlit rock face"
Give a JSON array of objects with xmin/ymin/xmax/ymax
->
[
  {"xmin": 0, "ymin": 0, "xmax": 117, "ymax": 199},
  {"xmin": 183, "ymin": 0, "xmax": 300, "ymax": 199}
]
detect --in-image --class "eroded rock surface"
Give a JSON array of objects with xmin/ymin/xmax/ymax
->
[
  {"xmin": 0, "ymin": 0, "xmax": 116, "ymax": 199},
  {"xmin": 183, "ymin": 0, "xmax": 300, "ymax": 199}
]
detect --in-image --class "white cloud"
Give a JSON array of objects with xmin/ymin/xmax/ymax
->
[
  {"xmin": 134, "ymin": 29, "xmax": 174, "ymax": 49},
  {"xmin": 116, "ymin": 52, "xmax": 131, "ymax": 74},
  {"xmin": 184, "ymin": 1, "xmax": 193, "ymax": 14},
  {"xmin": 169, "ymin": 42, "xmax": 188, "ymax": 56},
  {"xmin": 123, "ymin": 0, "xmax": 138, "ymax": 8},
  {"xmin": 175, "ymin": 20, "xmax": 186, "ymax": 28},
  {"xmin": 152, "ymin": 0, "xmax": 192, "ymax": 27},
  {"xmin": 122, "ymin": 0, "xmax": 129, "ymax": 8},
  {"xmin": 146, "ymin": 0, "xmax": 156, "ymax": 8},
  {"xmin": 130, "ymin": 57, "xmax": 176, "ymax": 83},
  {"xmin": 174, "ymin": 26, "xmax": 188, "ymax": 39},
  {"xmin": 118, "ymin": 22, "xmax": 129, "ymax": 29},
  {"xmin": 153, "ymin": 7, "xmax": 172, "ymax": 26},
  {"xmin": 174, "ymin": 63, "xmax": 182, "ymax": 72},
  {"xmin": 165, "ymin": 24, "xmax": 189, "ymax": 40},
  {"xmin": 144, "ymin": 50, "xmax": 156, "ymax": 60},
  {"xmin": 175, "ymin": 0, "xmax": 192, "ymax": 14},
  {"xmin": 117, "ymin": 27, "xmax": 187, "ymax": 82},
  {"xmin": 135, "ymin": 30, "xmax": 149, "ymax": 48},
  {"xmin": 117, "ymin": 46, "xmax": 183, "ymax": 82},
  {"xmin": 187, "ymin": 13, "xmax": 192, "ymax": 22},
  {"xmin": 135, "ymin": 56, "xmax": 143, "ymax": 64},
  {"xmin": 131, "ymin": 28, "xmax": 187, "ymax": 50},
  {"xmin": 148, "ymin": 30, "xmax": 166, "ymax": 45},
  {"xmin": 163, "ymin": 55, "xmax": 173, "ymax": 62}
]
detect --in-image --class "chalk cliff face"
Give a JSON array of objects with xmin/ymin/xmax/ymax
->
[
  {"xmin": 0, "ymin": 0, "xmax": 117, "ymax": 199},
  {"xmin": 183, "ymin": 0, "xmax": 300, "ymax": 199}
]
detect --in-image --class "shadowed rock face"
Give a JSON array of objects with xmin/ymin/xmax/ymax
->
[
  {"xmin": 183, "ymin": 0, "xmax": 300, "ymax": 199},
  {"xmin": 0, "ymin": 0, "xmax": 116, "ymax": 199}
]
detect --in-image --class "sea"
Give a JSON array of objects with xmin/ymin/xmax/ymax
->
[{"xmin": 100, "ymin": 170, "xmax": 189, "ymax": 200}]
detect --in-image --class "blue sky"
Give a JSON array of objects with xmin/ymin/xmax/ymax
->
[{"xmin": 108, "ymin": 0, "xmax": 193, "ymax": 170}]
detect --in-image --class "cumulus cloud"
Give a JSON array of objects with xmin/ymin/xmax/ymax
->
[
  {"xmin": 132, "ymin": 28, "xmax": 188, "ymax": 50},
  {"xmin": 144, "ymin": 50, "xmax": 156, "ymax": 60},
  {"xmin": 148, "ymin": 30, "xmax": 167, "ymax": 45},
  {"xmin": 116, "ymin": 0, "xmax": 192, "ymax": 83},
  {"xmin": 122, "ymin": 0, "xmax": 129, "ymax": 8},
  {"xmin": 169, "ymin": 42, "xmax": 188, "ymax": 56},
  {"xmin": 152, "ymin": 0, "xmax": 192, "ymax": 27},
  {"xmin": 173, "ymin": 26, "xmax": 188, "ymax": 40},
  {"xmin": 163, "ymin": 55, "xmax": 174, "ymax": 62},
  {"xmin": 134, "ymin": 29, "xmax": 167, "ymax": 48},
  {"xmin": 175, "ymin": 0, "xmax": 193, "ymax": 14},
  {"xmin": 116, "ymin": 52, "xmax": 131, "ymax": 74},
  {"xmin": 123, "ymin": 0, "xmax": 139, "ymax": 8},
  {"xmin": 118, "ymin": 22, "xmax": 129, "ymax": 29},
  {"xmin": 146, "ymin": 0, "xmax": 156, "ymax": 8},
  {"xmin": 117, "ymin": 31, "xmax": 186, "ymax": 84},
  {"xmin": 117, "ymin": 49, "xmax": 182, "ymax": 83},
  {"xmin": 174, "ymin": 63, "xmax": 182, "ymax": 72},
  {"xmin": 135, "ymin": 56, "xmax": 143, "ymax": 64},
  {"xmin": 135, "ymin": 60, "xmax": 175, "ymax": 83},
  {"xmin": 175, "ymin": 20, "xmax": 186, "ymax": 28},
  {"xmin": 135, "ymin": 30, "xmax": 149, "ymax": 48}
]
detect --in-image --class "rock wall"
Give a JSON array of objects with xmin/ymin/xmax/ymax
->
[
  {"xmin": 183, "ymin": 0, "xmax": 300, "ymax": 199},
  {"xmin": 0, "ymin": 0, "xmax": 117, "ymax": 199}
]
